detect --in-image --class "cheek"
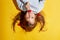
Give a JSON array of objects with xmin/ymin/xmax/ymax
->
[
  {"xmin": 25, "ymin": 15, "xmax": 29, "ymax": 21},
  {"xmin": 29, "ymin": 18, "xmax": 36, "ymax": 24},
  {"xmin": 25, "ymin": 17, "xmax": 29, "ymax": 22}
]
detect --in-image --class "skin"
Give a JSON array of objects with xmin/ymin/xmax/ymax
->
[{"xmin": 25, "ymin": 11, "xmax": 36, "ymax": 25}]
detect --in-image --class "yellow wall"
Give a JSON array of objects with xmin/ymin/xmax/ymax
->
[{"xmin": 0, "ymin": 0, "xmax": 60, "ymax": 40}]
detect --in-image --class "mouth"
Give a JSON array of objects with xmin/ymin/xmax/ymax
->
[
  {"xmin": 28, "ymin": 23, "xmax": 34, "ymax": 27},
  {"xmin": 26, "ymin": 22, "xmax": 37, "ymax": 28}
]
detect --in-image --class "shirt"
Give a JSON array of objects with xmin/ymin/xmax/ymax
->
[{"xmin": 16, "ymin": 0, "xmax": 45, "ymax": 14}]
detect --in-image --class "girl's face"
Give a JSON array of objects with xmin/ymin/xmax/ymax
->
[
  {"xmin": 25, "ymin": 11, "xmax": 36, "ymax": 26},
  {"xmin": 25, "ymin": 2, "xmax": 36, "ymax": 27}
]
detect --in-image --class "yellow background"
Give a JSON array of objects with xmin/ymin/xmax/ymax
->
[{"xmin": 0, "ymin": 0, "xmax": 60, "ymax": 40}]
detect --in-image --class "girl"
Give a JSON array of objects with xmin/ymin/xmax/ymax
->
[{"xmin": 12, "ymin": 0, "xmax": 45, "ymax": 32}]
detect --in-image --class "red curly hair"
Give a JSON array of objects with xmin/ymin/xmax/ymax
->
[{"xmin": 12, "ymin": 11, "xmax": 45, "ymax": 32}]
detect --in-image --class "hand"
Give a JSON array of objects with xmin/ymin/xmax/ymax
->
[{"xmin": 25, "ymin": 2, "xmax": 30, "ymax": 10}]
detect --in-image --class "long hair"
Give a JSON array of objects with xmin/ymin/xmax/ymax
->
[{"xmin": 12, "ymin": 11, "xmax": 45, "ymax": 32}]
